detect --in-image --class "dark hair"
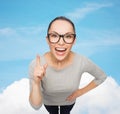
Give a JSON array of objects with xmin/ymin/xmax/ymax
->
[{"xmin": 47, "ymin": 16, "xmax": 76, "ymax": 34}]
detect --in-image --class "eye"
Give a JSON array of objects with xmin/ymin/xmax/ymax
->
[
  {"xmin": 50, "ymin": 33, "xmax": 58, "ymax": 38},
  {"xmin": 65, "ymin": 34, "xmax": 73, "ymax": 39}
]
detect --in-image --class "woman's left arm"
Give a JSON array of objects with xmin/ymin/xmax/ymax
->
[
  {"xmin": 66, "ymin": 80, "xmax": 97, "ymax": 101},
  {"xmin": 67, "ymin": 56, "xmax": 107, "ymax": 101}
]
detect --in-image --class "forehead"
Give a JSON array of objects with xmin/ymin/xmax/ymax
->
[{"xmin": 49, "ymin": 20, "xmax": 74, "ymax": 34}]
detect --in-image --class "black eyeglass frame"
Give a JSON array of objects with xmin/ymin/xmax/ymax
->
[{"xmin": 47, "ymin": 32, "xmax": 76, "ymax": 44}]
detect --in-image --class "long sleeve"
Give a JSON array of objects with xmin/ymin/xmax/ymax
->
[{"xmin": 82, "ymin": 56, "xmax": 107, "ymax": 85}]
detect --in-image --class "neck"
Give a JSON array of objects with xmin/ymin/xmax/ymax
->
[{"xmin": 47, "ymin": 52, "xmax": 74, "ymax": 70}]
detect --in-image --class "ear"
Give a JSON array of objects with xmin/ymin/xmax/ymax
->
[
  {"xmin": 73, "ymin": 38, "xmax": 76, "ymax": 45},
  {"xmin": 46, "ymin": 36, "xmax": 49, "ymax": 44}
]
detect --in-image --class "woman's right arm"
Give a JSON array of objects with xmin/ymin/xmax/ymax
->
[
  {"xmin": 29, "ymin": 55, "xmax": 47, "ymax": 110},
  {"xmin": 29, "ymin": 81, "xmax": 43, "ymax": 109}
]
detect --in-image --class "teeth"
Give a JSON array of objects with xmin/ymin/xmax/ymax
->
[
  {"xmin": 56, "ymin": 48, "xmax": 65, "ymax": 51},
  {"xmin": 56, "ymin": 48, "xmax": 66, "ymax": 51}
]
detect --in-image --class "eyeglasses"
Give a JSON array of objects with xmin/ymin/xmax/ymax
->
[{"xmin": 47, "ymin": 32, "xmax": 76, "ymax": 44}]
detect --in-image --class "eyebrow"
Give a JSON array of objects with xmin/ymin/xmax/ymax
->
[{"xmin": 48, "ymin": 31, "xmax": 75, "ymax": 35}]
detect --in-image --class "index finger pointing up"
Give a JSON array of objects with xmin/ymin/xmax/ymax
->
[{"xmin": 36, "ymin": 55, "xmax": 40, "ymax": 67}]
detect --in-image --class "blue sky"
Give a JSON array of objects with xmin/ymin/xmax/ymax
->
[
  {"xmin": 0, "ymin": 1, "xmax": 120, "ymax": 114},
  {"xmin": 0, "ymin": 0, "xmax": 120, "ymax": 92}
]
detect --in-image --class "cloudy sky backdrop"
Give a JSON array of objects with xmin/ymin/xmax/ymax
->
[{"xmin": 0, "ymin": 0, "xmax": 120, "ymax": 114}]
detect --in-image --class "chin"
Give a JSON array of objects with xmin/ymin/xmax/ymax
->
[{"xmin": 55, "ymin": 52, "xmax": 69, "ymax": 62}]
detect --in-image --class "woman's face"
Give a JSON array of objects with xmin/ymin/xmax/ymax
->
[{"xmin": 46, "ymin": 20, "xmax": 76, "ymax": 61}]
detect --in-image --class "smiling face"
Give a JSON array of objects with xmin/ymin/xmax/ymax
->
[{"xmin": 46, "ymin": 19, "xmax": 76, "ymax": 62}]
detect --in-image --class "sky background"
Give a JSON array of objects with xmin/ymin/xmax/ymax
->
[{"xmin": 0, "ymin": 0, "xmax": 120, "ymax": 114}]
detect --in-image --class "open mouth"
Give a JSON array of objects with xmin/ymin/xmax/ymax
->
[{"xmin": 55, "ymin": 47, "xmax": 67, "ymax": 52}]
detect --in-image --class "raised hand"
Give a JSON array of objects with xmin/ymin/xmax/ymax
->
[{"xmin": 33, "ymin": 55, "xmax": 47, "ymax": 84}]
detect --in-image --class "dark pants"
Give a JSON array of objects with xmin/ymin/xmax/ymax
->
[{"xmin": 44, "ymin": 103, "xmax": 75, "ymax": 114}]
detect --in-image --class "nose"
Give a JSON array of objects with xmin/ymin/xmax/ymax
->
[{"xmin": 58, "ymin": 36, "xmax": 65, "ymax": 45}]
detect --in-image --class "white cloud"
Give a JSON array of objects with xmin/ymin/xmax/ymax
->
[
  {"xmin": 0, "ymin": 78, "xmax": 48, "ymax": 114},
  {"xmin": 0, "ymin": 28, "xmax": 17, "ymax": 36},
  {"xmin": 0, "ymin": 26, "xmax": 46, "ymax": 37},
  {"xmin": 0, "ymin": 74, "xmax": 120, "ymax": 114},
  {"xmin": 66, "ymin": 2, "xmax": 113, "ymax": 20},
  {"xmin": 0, "ymin": 26, "xmax": 48, "ymax": 61},
  {"xmin": 73, "ymin": 28, "xmax": 120, "ymax": 56},
  {"xmin": 72, "ymin": 73, "xmax": 120, "ymax": 114}
]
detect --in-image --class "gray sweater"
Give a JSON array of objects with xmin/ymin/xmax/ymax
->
[{"xmin": 29, "ymin": 53, "xmax": 107, "ymax": 108}]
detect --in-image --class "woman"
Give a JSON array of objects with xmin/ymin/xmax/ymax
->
[{"xmin": 29, "ymin": 16, "xmax": 107, "ymax": 114}]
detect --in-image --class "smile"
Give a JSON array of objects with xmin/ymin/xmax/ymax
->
[{"xmin": 55, "ymin": 47, "xmax": 67, "ymax": 52}]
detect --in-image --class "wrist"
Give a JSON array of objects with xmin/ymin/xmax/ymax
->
[
  {"xmin": 77, "ymin": 88, "xmax": 84, "ymax": 96},
  {"xmin": 32, "ymin": 81, "xmax": 41, "ymax": 89},
  {"xmin": 32, "ymin": 78, "xmax": 41, "ymax": 85}
]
